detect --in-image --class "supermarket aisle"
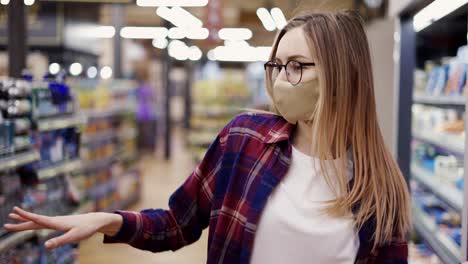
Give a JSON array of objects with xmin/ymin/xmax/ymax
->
[{"xmin": 78, "ymin": 129, "xmax": 208, "ymax": 263}]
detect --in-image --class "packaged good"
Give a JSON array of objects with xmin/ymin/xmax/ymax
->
[
  {"xmin": 31, "ymin": 81, "xmax": 74, "ymax": 118},
  {"xmin": 444, "ymin": 61, "xmax": 466, "ymax": 95}
]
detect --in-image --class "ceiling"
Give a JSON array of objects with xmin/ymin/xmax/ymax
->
[{"xmin": 98, "ymin": 0, "xmax": 356, "ymax": 52}]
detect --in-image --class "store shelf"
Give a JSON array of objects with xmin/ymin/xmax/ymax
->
[
  {"xmin": 82, "ymin": 104, "xmax": 136, "ymax": 120},
  {"xmin": 0, "ymin": 150, "xmax": 40, "ymax": 172},
  {"xmin": 82, "ymin": 153, "xmax": 118, "ymax": 172},
  {"xmin": 412, "ymin": 205, "xmax": 461, "ymax": 264},
  {"xmin": 192, "ymin": 106, "xmax": 241, "ymax": 118},
  {"xmin": 0, "ymin": 230, "xmax": 36, "ymax": 253},
  {"xmin": 412, "ymin": 130, "xmax": 464, "ymax": 157},
  {"xmin": 37, "ymin": 115, "xmax": 86, "ymax": 132},
  {"xmin": 411, "ymin": 164, "xmax": 463, "ymax": 212},
  {"xmin": 81, "ymin": 131, "xmax": 116, "ymax": 145},
  {"xmin": 38, "ymin": 159, "xmax": 82, "ymax": 180},
  {"xmin": 413, "ymin": 94, "xmax": 466, "ymax": 107}
]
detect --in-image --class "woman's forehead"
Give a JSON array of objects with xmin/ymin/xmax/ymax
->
[{"xmin": 276, "ymin": 27, "xmax": 313, "ymax": 60}]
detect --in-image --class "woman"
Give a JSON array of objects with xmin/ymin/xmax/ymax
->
[{"xmin": 4, "ymin": 11, "xmax": 411, "ymax": 263}]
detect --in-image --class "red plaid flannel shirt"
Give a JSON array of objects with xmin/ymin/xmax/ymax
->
[{"xmin": 104, "ymin": 112, "xmax": 408, "ymax": 263}]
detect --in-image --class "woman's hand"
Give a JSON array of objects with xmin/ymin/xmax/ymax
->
[{"xmin": 3, "ymin": 207, "xmax": 123, "ymax": 250}]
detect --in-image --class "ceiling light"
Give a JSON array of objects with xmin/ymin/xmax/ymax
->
[
  {"xmin": 256, "ymin": 8, "xmax": 276, "ymax": 31},
  {"xmin": 1, "ymin": 0, "xmax": 10, "ymax": 5},
  {"xmin": 168, "ymin": 27, "xmax": 185, "ymax": 39},
  {"xmin": 120, "ymin": 27, "xmax": 168, "ymax": 39},
  {"xmin": 270, "ymin": 8, "xmax": 287, "ymax": 30},
  {"xmin": 189, "ymin": 46, "xmax": 202, "ymax": 61},
  {"xmin": 69, "ymin": 63, "xmax": 83, "ymax": 76},
  {"xmin": 152, "ymin": 38, "xmax": 169, "ymax": 49},
  {"xmin": 156, "ymin": 6, "xmax": 203, "ymax": 28},
  {"xmin": 414, "ymin": 0, "xmax": 468, "ymax": 32},
  {"xmin": 100, "ymin": 66, "xmax": 113, "ymax": 79},
  {"xmin": 137, "ymin": 0, "xmax": 208, "ymax": 7},
  {"xmin": 87, "ymin": 67, "xmax": 98, "ymax": 79},
  {"xmin": 218, "ymin": 28, "xmax": 253, "ymax": 41},
  {"xmin": 49, "ymin": 63, "xmax": 60, "ymax": 75},
  {"xmin": 24, "ymin": 0, "xmax": 34, "ymax": 6}
]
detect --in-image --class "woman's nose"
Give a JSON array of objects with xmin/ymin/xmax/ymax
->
[{"xmin": 277, "ymin": 68, "xmax": 288, "ymax": 82}]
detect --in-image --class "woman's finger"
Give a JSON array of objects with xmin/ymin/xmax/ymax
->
[
  {"xmin": 3, "ymin": 221, "xmax": 43, "ymax": 231},
  {"xmin": 8, "ymin": 213, "xmax": 29, "ymax": 223},
  {"xmin": 45, "ymin": 228, "xmax": 81, "ymax": 250},
  {"xmin": 13, "ymin": 207, "xmax": 59, "ymax": 229}
]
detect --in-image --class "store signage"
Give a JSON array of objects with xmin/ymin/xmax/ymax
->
[{"xmin": 0, "ymin": 3, "xmax": 64, "ymax": 46}]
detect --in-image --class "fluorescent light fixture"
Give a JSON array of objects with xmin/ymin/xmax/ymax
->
[
  {"xmin": 209, "ymin": 45, "xmax": 272, "ymax": 62},
  {"xmin": 189, "ymin": 46, "xmax": 202, "ymax": 61},
  {"xmin": 120, "ymin": 27, "xmax": 168, "ymax": 39},
  {"xmin": 168, "ymin": 40, "xmax": 189, "ymax": 60},
  {"xmin": 137, "ymin": 0, "xmax": 208, "ymax": 7},
  {"xmin": 256, "ymin": 8, "xmax": 276, "ymax": 31},
  {"xmin": 224, "ymin": 40, "xmax": 250, "ymax": 48},
  {"xmin": 1, "ymin": 0, "xmax": 10, "ymax": 5},
  {"xmin": 153, "ymin": 38, "xmax": 169, "ymax": 49},
  {"xmin": 69, "ymin": 63, "xmax": 83, "ymax": 76},
  {"xmin": 207, "ymin": 50, "xmax": 216, "ymax": 61},
  {"xmin": 49, "ymin": 63, "xmax": 60, "ymax": 75},
  {"xmin": 414, "ymin": 0, "xmax": 468, "ymax": 32},
  {"xmin": 167, "ymin": 27, "xmax": 209, "ymax": 40},
  {"xmin": 100, "ymin": 66, "xmax": 113, "ymax": 79},
  {"xmin": 168, "ymin": 27, "xmax": 185, "ymax": 39},
  {"xmin": 24, "ymin": 0, "xmax": 34, "ymax": 5},
  {"xmin": 87, "ymin": 66, "xmax": 98, "ymax": 79},
  {"xmin": 72, "ymin": 25, "xmax": 116, "ymax": 39},
  {"xmin": 156, "ymin": 6, "xmax": 203, "ymax": 28},
  {"xmin": 218, "ymin": 28, "xmax": 253, "ymax": 41},
  {"xmin": 185, "ymin": 27, "xmax": 209, "ymax": 39},
  {"xmin": 270, "ymin": 8, "xmax": 287, "ymax": 30}
]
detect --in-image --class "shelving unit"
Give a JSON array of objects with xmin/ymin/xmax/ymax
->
[
  {"xmin": 37, "ymin": 159, "xmax": 82, "ymax": 180},
  {"xmin": 413, "ymin": 93, "xmax": 467, "ymax": 106},
  {"xmin": 37, "ymin": 115, "xmax": 86, "ymax": 132},
  {"xmin": 0, "ymin": 150, "xmax": 40, "ymax": 172},
  {"xmin": 397, "ymin": 1, "xmax": 468, "ymax": 262},
  {"xmin": 188, "ymin": 77, "xmax": 251, "ymax": 162},
  {"xmin": 412, "ymin": 205, "xmax": 461, "ymax": 263},
  {"xmin": 411, "ymin": 164, "xmax": 463, "ymax": 212}
]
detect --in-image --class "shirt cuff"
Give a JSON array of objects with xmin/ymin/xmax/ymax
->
[{"xmin": 102, "ymin": 210, "xmax": 139, "ymax": 244}]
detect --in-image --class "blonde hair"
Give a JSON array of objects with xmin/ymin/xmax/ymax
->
[{"xmin": 265, "ymin": 10, "xmax": 411, "ymax": 250}]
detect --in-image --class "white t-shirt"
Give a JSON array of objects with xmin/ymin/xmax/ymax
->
[{"xmin": 250, "ymin": 146, "xmax": 359, "ymax": 264}]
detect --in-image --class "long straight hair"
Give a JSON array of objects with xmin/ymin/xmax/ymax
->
[{"xmin": 265, "ymin": 10, "xmax": 411, "ymax": 249}]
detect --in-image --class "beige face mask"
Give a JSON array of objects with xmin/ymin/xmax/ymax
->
[{"xmin": 271, "ymin": 79, "xmax": 320, "ymax": 124}]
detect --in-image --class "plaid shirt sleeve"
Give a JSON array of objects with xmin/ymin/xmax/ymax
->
[{"xmin": 102, "ymin": 124, "xmax": 229, "ymax": 252}]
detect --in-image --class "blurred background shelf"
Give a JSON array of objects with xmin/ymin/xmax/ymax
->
[
  {"xmin": 412, "ymin": 206, "xmax": 461, "ymax": 264},
  {"xmin": 411, "ymin": 164, "xmax": 463, "ymax": 212},
  {"xmin": 0, "ymin": 150, "xmax": 39, "ymax": 172}
]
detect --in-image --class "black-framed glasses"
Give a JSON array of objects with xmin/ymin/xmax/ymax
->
[{"xmin": 264, "ymin": 60, "xmax": 316, "ymax": 85}]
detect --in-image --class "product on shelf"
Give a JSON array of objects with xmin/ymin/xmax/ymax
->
[
  {"xmin": 0, "ymin": 172, "xmax": 22, "ymax": 236},
  {"xmin": 412, "ymin": 184, "xmax": 462, "ymax": 246},
  {"xmin": 32, "ymin": 127, "xmax": 80, "ymax": 169},
  {"xmin": 31, "ymin": 81, "xmax": 74, "ymax": 119}
]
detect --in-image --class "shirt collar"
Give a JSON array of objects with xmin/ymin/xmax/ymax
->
[{"xmin": 263, "ymin": 118, "xmax": 295, "ymax": 144}]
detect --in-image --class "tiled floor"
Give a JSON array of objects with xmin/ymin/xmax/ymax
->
[{"xmin": 78, "ymin": 132, "xmax": 208, "ymax": 263}]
